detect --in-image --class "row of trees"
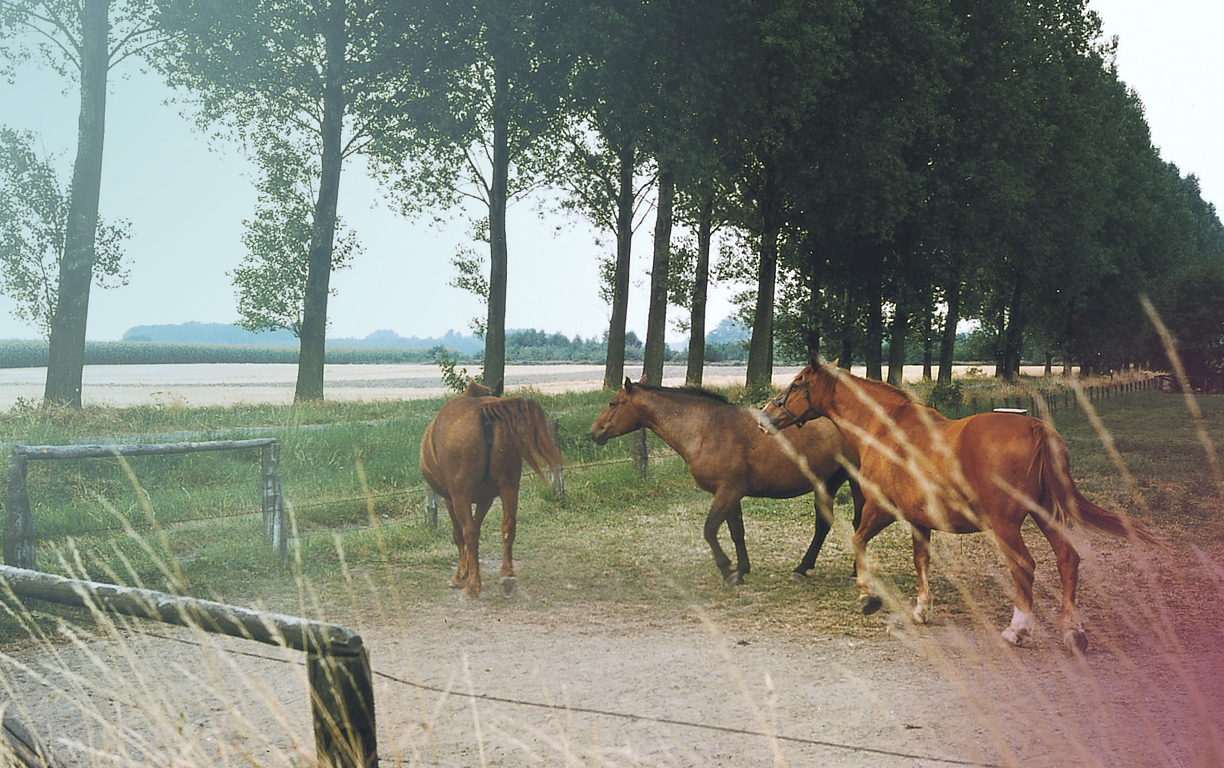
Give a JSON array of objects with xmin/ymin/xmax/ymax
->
[{"xmin": 3, "ymin": 0, "xmax": 1222, "ymax": 406}]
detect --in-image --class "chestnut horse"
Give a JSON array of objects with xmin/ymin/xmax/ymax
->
[
  {"xmin": 762, "ymin": 353, "xmax": 1157, "ymax": 652},
  {"xmin": 420, "ymin": 381, "xmax": 563, "ymax": 598},
  {"xmin": 590, "ymin": 379, "xmax": 862, "ymax": 586}
]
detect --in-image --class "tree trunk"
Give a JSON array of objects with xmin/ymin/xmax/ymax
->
[
  {"xmin": 482, "ymin": 56, "xmax": 511, "ymax": 389},
  {"xmin": 839, "ymin": 285, "xmax": 854, "ymax": 368},
  {"xmin": 684, "ymin": 198, "xmax": 713, "ymax": 386},
  {"xmin": 804, "ymin": 243, "xmax": 821, "ymax": 359},
  {"xmin": 887, "ymin": 305, "xmax": 907, "ymax": 387},
  {"xmin": 865, "ymin": 274, "xmax": 883, "ymax": 381},
  {"xmin": 938, "ymin": 273, "xmax": 960, "ymax": 384},
  {"xmin": 746, "ymin": 162, "xmax": 781, "ymax": 393},
  {"xmin": 1001, "ymin": 271, "xmax": 1025, "ymax": 383},
  {"xmin": 642, "ymin": 160, "xmax": 674, "ymax": 386},
  {"xmin": 44, "ymin": 0, "xmax": 108, "ymax": 408},
  {"xmin": 294, "ymin": 0, "xmax": 347, "ymax": 402},
  {"xmin": 603, "ymin": 142, "xmax": 636, "ymax": 390}
]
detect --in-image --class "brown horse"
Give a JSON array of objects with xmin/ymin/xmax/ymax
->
[
  {"xmin": 762, "ymin": 352, "xmax": 1157, "ymax": 653},
  {"xmin": 590, "ymin": 379, "xmax": 862, "ymax": 586},
  {"xmin": 420, "ymin": 382, "xmax": 563, "ymax": 598}
]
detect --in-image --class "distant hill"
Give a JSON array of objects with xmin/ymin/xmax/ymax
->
[{"xmin": 121, "ymin": 322, "xmax": 484, "ymax": 354}]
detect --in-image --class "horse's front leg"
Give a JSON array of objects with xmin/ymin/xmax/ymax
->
[
  {"xmin": 853, "ymin": 500, "xmax": 893, "ymax": 615},
  {"xmin": 911, "ymin": 526, "xmax": 933, "ymax": 624},
  {"xmin": 703, "ymin": 492, "xmax": 744, "ymax": 586}
]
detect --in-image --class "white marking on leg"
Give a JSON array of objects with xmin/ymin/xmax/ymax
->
[{"xmin": 1001, "ymin": 607, "xmax": 1036, "ymax": 647}]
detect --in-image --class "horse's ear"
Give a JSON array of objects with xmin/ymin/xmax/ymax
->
[
  {"xmin": 808, "ymin": 348, "xmax": 821, "ymax": 368},
  {"xmin": 829, "ymin": 357, "xmax": 840, "ymax": 369},
  {"xmin": 491, "ymin": 379, "xmax": 504, "ymax": 397},
  {"xmin": 638, "ymin": 373, "xmax": 648, "ymax": 383},
  {"xmin": 623, "ymin": 377, "xmax": 634, "ymax": 391}
]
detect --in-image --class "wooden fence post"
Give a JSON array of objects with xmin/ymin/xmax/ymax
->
[
  {"xmin": 308, "ymin": 642, "xmax": 379, "ymax": 768},
  {"xmin": 424, "ymin": 490, "xmax": 438, "ymax": 529},
  {"xmin": 631, "ymin": 430, "xmax": 648, "ymax": 479},
  {"xmin": 262, "ymin": 442, "xmax": 287, "ymax": 557},
  {"xmin": 548, "ymin": 419, "xmax": 565, "ymax": 500},
  {"xmin": 3, "ymin": 452, "xmax": 36, "ymax": 571}
]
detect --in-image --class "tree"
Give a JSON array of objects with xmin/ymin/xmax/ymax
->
[
  {"xmin": 153, "ymin": 0, "xmax": 440, "ymax": 401},
  {"xmin": 230, "ymin": 138, "xmax": 360, "ymax": 336},
  {"xmin": 1, "ymin": 0, "xmax": 160, "ymax": 406},
  {"xmin": 555, "ymin": 0, "xmax": 656, "ymax": 389},
  {"xmin": 402, "ymin": 0, "xmax": 573, "ymax": 388},
  {"xmin": 0, "ymin": 128, "xmax": 129, "ymax": 336}
]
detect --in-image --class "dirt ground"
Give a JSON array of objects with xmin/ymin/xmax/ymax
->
[{"xmin": 3, "ymin": 543, "xmax": 1223, "ymax": 768}]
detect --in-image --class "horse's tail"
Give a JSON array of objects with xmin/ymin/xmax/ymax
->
[
  {"xmin": 480, "ymin": 397, "xmax": 564, "ymax": 484},
  {"xmin": 1031, "ymin": 421, "xmax": 1159, "ymax": 544}
]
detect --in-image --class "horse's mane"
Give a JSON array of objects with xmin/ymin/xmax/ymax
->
[
  {"xmin": 632, "ymin": 382, "xmax": 731, "ymax": 405},
  {"xmin": 823, "ymin": 366, "xmax": 916, "ymax": 409}
]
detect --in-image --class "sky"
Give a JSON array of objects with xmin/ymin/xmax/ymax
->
[{"xmin": 0, "ymin": 0, "xmax": 1220, "ymax": 344}]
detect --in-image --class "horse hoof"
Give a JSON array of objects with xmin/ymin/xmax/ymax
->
[
  {"xmin": 860, "ymin": 595, "xmax": 883, "ymax": 615},
  {"xmin": 788, "ymin": 571, "xmax": 809, "ymax": 583},
  {"xmin": 1064, "ymin": 630, "xmax": 1088, "ymax": 655},
  {"xmin": 912, "ymin": 606, "xmax": 930, "ymax": 625},
  {"xmin": 500, "ymin": 577, "xmax": 517, "ymax": 598},
  {"xmin": 724, "ymin": 573, "xmax": 745, "ymax": 587},
  {"xmin": 1001, "ymin": 628, "xmax": 1032, "ymax": 647},
  {"xmin": 448, "ymin": 579, "xmax": 464, "ymax": 590}
]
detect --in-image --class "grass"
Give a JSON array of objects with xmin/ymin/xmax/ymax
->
[
  {"xmin": 2, "ymin": 376, "xmax": 1217, "ymax": 631},
  {"xmin": 0, "ymin": 375, "xmax": 1221, "ymax": 766}
]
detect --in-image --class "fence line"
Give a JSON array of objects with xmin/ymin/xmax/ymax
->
[
  {"xmin": 4, "ymin": 439, "xmax": 286, "ymax": 571},
  {"xmin": 0, "ymin": 564, "xmax": 377, "ymax": 768},
  {"xmin": 128, "ymin": 624, "xmax": 999, "ymax": 768}
]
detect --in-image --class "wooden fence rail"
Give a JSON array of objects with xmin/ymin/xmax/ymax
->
[
  {"xmin": 0, "ymin": 564, "xmax": 377, "ymax": 767},
  {"xmin": 3, "ymin": 439, "xmax": 287, "ymax": 571}
]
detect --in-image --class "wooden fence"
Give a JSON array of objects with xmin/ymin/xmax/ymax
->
[
  {"xmin": 3, "ymin": 439, "xmax": 287, "ymax": 571},
  {"xmin": 0, "ymin": 564, "xmax": 377, "ymax": 767},
  {"xmin": 945, "ymin": 376, "xmax": 1162, "ymax": 419}
]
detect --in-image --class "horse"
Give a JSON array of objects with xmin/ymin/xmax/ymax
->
[
  {"xmin": 762, "ymin": 352, "xmax": 1158, "ymax": 653},
  {"xmin": 589, "ymin": 378, "xmax": 863, "ymax": 586},
  {"xmin": 420, "ymin": 382, "xmax": 563, "ymax": 598}
]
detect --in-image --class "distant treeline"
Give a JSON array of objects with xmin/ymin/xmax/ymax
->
[
  {"xmin": 0, "ymin": 328, "xmax": 1002, "ymax": 369},
  {"xmin": 0, "ymin": 341, "xmax": 442, "ymax": 368},
  {"xmin": 0, "ymin": 336, "xmax": 749, "ymax": 369}
]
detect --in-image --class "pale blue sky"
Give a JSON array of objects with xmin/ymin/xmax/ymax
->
[{"xmin": 0, "ymin": 0, "xmax": 1219, "ymax": 343}]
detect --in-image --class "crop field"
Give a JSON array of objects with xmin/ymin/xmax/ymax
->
[{"xmin": 0, "ymin": 373, "xmax": 1221, "ymax": 767}]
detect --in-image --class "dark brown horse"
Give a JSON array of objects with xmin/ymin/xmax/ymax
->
[
  {"xmin": 590, "ymin": 379, "xmax": 862, "ymax": 586},
  {"xmin": 762, "ymin": 353, "xmax": 1158, "ymax": 652},
  {"xmin": 420, "ymin": 382, "xmax": 563, "ymax": 598}
]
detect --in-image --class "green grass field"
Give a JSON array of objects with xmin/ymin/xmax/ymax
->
[{"xmin": 1, "ymin": 376, "xmax": 1219, "ymax": 639}]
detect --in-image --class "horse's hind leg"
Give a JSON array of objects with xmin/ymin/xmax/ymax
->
[
  {"xmin": 911, "ymin": 526, "xmax": 933, "ymax": 624},
  {"xmin": 727, "ymin": 506, "xmax": 750, "ymax": 583},
  {"xmin": 994, "ymin": 523, "xmax": 1038, "ymax": 647},
  {"xmin": 1034, "ymin": 515, "xmax": 1086, "ymax": 653},
  {"xmin": 448, "ymin": 494, "xmax": 483, "ymax": 598},
  {"xmin": 495, "ymin": 485, "xmax": 519, "ymax": 598},
  {"xmin": 792, "ymin": 475, "xmax": 841, "ymax": 580}
]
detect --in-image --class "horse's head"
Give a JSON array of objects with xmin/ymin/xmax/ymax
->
[
  {"xmin": 762, "ymin": 351, "xmax": 834, "ymax": 430},
  {"xmin": 589, "ymin": 377, "xmax": 646, "ymax": 445}
]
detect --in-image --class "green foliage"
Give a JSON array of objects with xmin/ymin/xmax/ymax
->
[
  {"xmin": 231, "ymin": 137, "xmax": 360, "ymax": 336},
  {"xmin": 431, "ymin": 346, "xmax": 472, "ymax": 393},
  {"xmin": 0, "ymin": 128, "xmax": 130, "ymax": 337}
]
